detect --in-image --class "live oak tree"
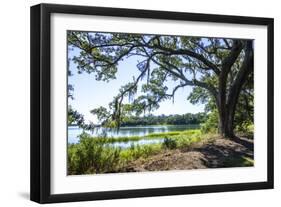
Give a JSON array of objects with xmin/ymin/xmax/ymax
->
[{"xmin": 68, "ymin": 31, "xmax": 253, "ymax": 138}]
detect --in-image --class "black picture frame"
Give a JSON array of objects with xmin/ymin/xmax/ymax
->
[{"xmin": 30, "ymin": 3, "xmax": 274, "ymax": 204}]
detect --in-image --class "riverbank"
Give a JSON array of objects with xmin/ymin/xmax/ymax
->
[
  {"xmin": 123, "ymin": 136, "xmax": 254, "ymax": 172},
  {"xmin": 67, "ymin": 130, "xmax": 254, "ymax": 175}
]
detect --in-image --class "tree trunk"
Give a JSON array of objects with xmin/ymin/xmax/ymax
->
[
  {"xmin": 217, "ymin": 102, "xmax": 235, "ymax": 138},
  {"xmin": 217, "ymin": 40, "xmax": 253, "ymax": 138}
]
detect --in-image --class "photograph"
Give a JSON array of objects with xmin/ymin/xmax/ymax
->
[
  {"xmin": 67, "ymin": 31, "xmax": 254, "ymax": 175},
  {"xmin": 30, "ymin": 3, "xmax": 274, "ymax": 203}
]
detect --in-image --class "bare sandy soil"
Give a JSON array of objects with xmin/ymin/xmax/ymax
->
[{"xmin": 124, "ymin": 136, "xmax": 254, "ymax": 172}]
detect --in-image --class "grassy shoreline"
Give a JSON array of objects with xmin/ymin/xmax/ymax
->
[
  {"xmin": 89, "ymin": 129, "xmax": 201, "ymax": 143},
  {"xmin": 67, "ymin": 129, "xmax": 253, "ymax": 175},
  {"xmin": 67, "ymin": 129, "xmax": 217, "ymax": 174}
]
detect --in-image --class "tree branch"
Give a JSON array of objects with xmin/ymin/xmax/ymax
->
[{"xmin": 144, "ymin": 43, "xmax": 221, "ymax": 75}]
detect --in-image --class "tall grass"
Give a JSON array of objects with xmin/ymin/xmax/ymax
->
[
  {"xmin": 68, "ymin": 129, "xmax": 206, "ymax": 174},
  {"xmin": 162, "ymin": 130, "xmax": 202, "ymax": 149},
  {"xmin": 94, "ymin": 129, "xmax": 201, "ymax": 143},
  {"xmin": 120, "ymin": 143, "xmax": 162, "ymax": 163}
]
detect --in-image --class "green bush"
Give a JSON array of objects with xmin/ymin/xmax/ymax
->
[
  {"xmin": 162, "ymin": 137, "xmax": 177, "ymax": 149},
  {"xmin": 235, "ymin": 120, "xmax": 254, "ymax": 134},
  {"xmin": 68, "ymin": 133, "xmax": 121, "ymax": 174},
  {"xmin": 200, "ymin": 110, "xmax": 218, "ymax": 133}
]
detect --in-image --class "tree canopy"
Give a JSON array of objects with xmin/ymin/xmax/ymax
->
[{"xmin": 67, "ymin": 31, "xmax": 253, "ymax": 137}]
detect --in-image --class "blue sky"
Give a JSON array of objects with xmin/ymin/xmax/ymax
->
[{"xmin": 68, "ymin": 41, "xmax": 205, "ymax": 124}]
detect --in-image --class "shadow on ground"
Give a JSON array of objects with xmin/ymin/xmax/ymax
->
[
  {"xmin": 195, "ymin": 136, "xmax": 254, "ymax": 168},
  {"xmin": 125, "ymin": 136, "xmax": 254, "ymax": 172},
  {"xmin": 18, "ymin": 192, "xmax": 29, "ymax": 200}
]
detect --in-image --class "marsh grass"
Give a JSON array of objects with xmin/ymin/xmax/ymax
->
[
  {"xmin": 67, "ymin": 129, "xmax": 207, "ymax": 175},
  {"xmin": 96, "ymin": 129, "xmax": 201, "ymax": 143}
]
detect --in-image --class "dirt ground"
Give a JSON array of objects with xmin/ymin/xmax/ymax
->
[{"xmin": 124, "ymin": 136, "xmax": 254, "ymax": 172}]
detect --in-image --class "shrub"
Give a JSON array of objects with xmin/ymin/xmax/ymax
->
[
  {"xmin": 162, "ymin": 137, "xmax": 177, "ymax": 149},
  {"xmin": 235, "ymin": 120, "xmax": 254, "ymax": 134},
  {"xmin": 200, "ymin": 110, "xmax": 218, "ymax": 133},
  {"xmin": 67, "ymin": 133, "xmax": 121, "ymax": 174}
]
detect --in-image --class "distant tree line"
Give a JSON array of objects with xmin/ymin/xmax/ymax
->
[{"xmin": 120, "ymin": 112, "xmax": 207, "ymax": 126}]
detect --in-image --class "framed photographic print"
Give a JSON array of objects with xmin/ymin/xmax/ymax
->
[{"xmin": 30, "ymin": 3, "xmax": 274, "ymax": 203}]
